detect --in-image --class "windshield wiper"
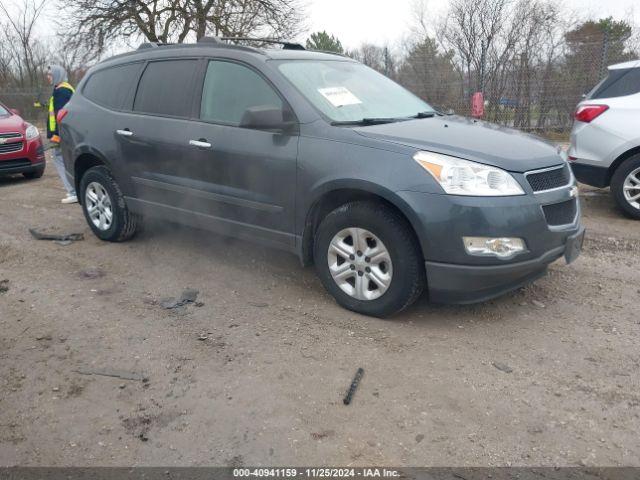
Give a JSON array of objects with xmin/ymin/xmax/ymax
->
[
  {"xmin": 412, "ymin": 111, "xmax": 437, "ymax": 118},
  {"xmin": 331, "ymin": 117, "xmax": 406, "ymax": 126}
]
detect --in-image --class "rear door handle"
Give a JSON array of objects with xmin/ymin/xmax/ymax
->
[
  {"xmin": 189, "ymin": 139, "xmax": 212, "ymax": 149},
  {"xmin": 116, "ymin": 129, "xmax": 133, "ymax": 137}
]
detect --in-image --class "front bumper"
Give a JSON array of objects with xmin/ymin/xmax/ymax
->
[
  {"xmin": 426, "ymin": 227, "xmax": 585, "ymax": 304},
  {"xmin": 0, "ymin": 159, "xmax": 46, "ymax": 176},
  {"xmin": 0, "ymin": 136, "xmax": 45, "ymax": 176},
  {"xmin": 397, "ymin": 186, "xmax": 583, "ymax": 304}
]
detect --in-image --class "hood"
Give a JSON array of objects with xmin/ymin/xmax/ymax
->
[
  {"xmin": 48, "ymin": 64, "xmax": 68, "ymax": 86},
  {"xmin": 0, "ymin": 112, "xmax": 26, "ymax": 133},
  {"xmin": 354, "ymin": 116, "xmax": 563, "ymax": 173}
]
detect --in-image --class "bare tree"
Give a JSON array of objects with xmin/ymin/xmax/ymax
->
[
  {"xmin": 61, "ymin": 0, "xmax": 305, "ymax": 54},
  {"xmin": 347, "ymin": 43, "xmax": 397, "ymax": 78},
  {"xmin": 0, "ymin": 0, "xmax": 48, "ymax": 88}
]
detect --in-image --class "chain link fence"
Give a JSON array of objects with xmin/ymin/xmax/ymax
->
[
  {"xmin": 1, "ymin": 38, "xmax": 631, "ymax": 140},
  {"xmin": 0, "ymin": 89, "xmax": 49, "ymax": 126}
]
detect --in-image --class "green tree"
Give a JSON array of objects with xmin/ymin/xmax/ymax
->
[
  {"xmin": 561, "ymin": 17, "xmax": 636, "ymax": 111},
  {"xmin": 397, "ymin": 37, "xmax": 460, "ymax": 112},
  {"xmin": 306, "ymin": 31, "xmax": 344, "ymax": 53}
]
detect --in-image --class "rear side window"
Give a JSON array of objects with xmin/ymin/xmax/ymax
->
[
  {"xmin": 134, "ymin": 60, "xmax": 198, "ymax": 117},
  {"xmin": 83, "ymin": 63, "xmax": 143, "ymax": 110},
  {"xmin": 200, "ymin": 60, "xmax": 284, "ymax": 125},
  {"xmin": 589, "ymin": 68, "xmax": 640, "ymax": 99}
]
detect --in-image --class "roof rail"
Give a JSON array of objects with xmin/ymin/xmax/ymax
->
[
  {"xmin": 197, "ymin": 36, "xmax": 223, "ymax": 45},
  {"xmin": 137, "ymin": 42, "xmax": 174, "ymax": 50},
  {"xmin": 220, "ymin": 37, "xmax": 306, "ymax": 50}
]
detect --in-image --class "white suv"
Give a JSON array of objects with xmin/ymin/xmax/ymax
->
[{"xmin": 568, "ymin": 60, "xmax": 640, "ymax": 219}]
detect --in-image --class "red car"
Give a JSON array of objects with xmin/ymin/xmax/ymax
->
[{"xmin": 0, "ymin": 101, "xmax": 45, "ymax": 179}]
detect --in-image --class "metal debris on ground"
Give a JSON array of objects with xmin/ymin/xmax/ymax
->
[
  {"xmin": 73, "ymin": 367, "xmax": 148, "ymax": 382},
  {"xmin": 492, "ymin": 362, "xmax": 514, "ymax": 373},
  {"xmin": 160, "ymin": 288, "xmax": 200, "ymax": 309},
  {"xmin": 343, "ymin": 367, "xmax": 365, "ymax": 405},
  {"xmin": 29, "ymin": 228, "xmax": 84, "ymax": 246}
]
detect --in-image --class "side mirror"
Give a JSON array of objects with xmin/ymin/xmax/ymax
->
[
  {"xmin": 239, "ymin": 105, "xmax": 296, "ymax": 132},
  {"xmin": 10, "ymin": 108, "xmax": 20, "ymax": 116}
]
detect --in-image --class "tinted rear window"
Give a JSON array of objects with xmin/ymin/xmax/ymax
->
[
  {"xmin": 589, "ymin": 68, "xmax": 640, "ymax": 99},
  {"xmin": 83, "ymin": 63, "xmax": 143, "ymax": 109},
  {"xmin": 133, "ymin": 60, "xmax": 198, "ymax": 117}
]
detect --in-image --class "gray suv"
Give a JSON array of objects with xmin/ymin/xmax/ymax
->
[{"xmin": 59, "ymin": 38, "xmax": 585, "ymax": 317}]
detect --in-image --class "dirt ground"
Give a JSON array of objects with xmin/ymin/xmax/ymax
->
[{"xmin": 1, "ymin": 154, "xmax": 639, "ymax": 467}]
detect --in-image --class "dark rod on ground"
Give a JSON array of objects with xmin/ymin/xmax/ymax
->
[{"xmin": 343, "ymin": 367, "xmax": 364, "ymax": 405}]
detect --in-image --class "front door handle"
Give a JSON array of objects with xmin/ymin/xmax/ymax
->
[
  {"xmin": 189, "ymin": 139, "xmax": 212, "ymax": 149},
  {"xmin": 116, "ymin": 129, "xmax": 133, "ymax": 137}
]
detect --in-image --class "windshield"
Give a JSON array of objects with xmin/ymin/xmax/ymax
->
[
  {"xmin": 0, "ymin": 104, "xmax": 9, "ymax": 116},
  {"xmin": 277, "ymin": 60, "xmax": 435, "ymax": 123}
]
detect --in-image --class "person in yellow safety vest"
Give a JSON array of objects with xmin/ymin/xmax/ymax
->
[{"xmin": 46, "ymin": 65, "xmax": 77, "ymax": 204}]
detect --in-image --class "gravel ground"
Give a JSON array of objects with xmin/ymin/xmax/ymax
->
[{"xmin": 0, "ymin": 155, "xmax": 639, "ymax": 467}]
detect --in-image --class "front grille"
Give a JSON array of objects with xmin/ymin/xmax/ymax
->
[
  {"xmin": 542, "ymin": 199, "xmax": 577, "ymax": 226},
  {"xmin": 0, "ymin": 159, "xmax": 31, "ymax": 171},
  {"xmin": 0, "ymin": 142, "xmax": 23, "ymax": 154},
  {"xmin": 0, "ymin": 132, "xmax": 22, "ymax": 139},
  {"xmin": 526, "ymin": 165, "xmax": 571, "ymax": 192}
]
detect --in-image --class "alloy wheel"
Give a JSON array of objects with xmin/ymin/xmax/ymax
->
[
  {"xmin": 623, "ymin": 167, "xmax": 640, "ymax": 210},
  {"xmin": 85, "ymin": 181, "xmax": 113, "ymax": 231},
  {"xmin": 327, "ymin": 227, "xmax": 393, "ymax": 301}
]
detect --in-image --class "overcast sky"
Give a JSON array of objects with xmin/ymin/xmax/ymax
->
[
  {"xmin": 4, "ymin": 0, "xmax": 639, "ymax": 50},
  {"xmin": 303, "ymin": 0, "xmax": 640, "ymax": 49}
]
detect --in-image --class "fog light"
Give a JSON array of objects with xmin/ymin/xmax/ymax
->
[{"xmin": 463, "ymin": 237, "xmax": 526, "ymax": 259}]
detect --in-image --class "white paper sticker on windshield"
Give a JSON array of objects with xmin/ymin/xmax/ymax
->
[{"xmin": 318, "ymin": 87, "xmax": 362, "ymax": 107}]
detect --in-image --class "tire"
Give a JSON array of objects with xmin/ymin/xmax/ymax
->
[
  {"xmin": 611, "ymin": 154, "xmax": 640, "ymax": 220},
  {"xmin": 23, "ymin": 166, "xmax": 45, "ymax": 179},
  {"xmin": 79, "ymin": 165, "xmax": 140, "ymax": 241},
  {"xmin": 313, "ymin": 201, "xmax": 425, "ymax": 318}
]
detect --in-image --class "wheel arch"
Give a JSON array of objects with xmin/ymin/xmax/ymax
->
[
  {"xmin": 72, "ymin": 146, "xmax": 113, "ymax": 204},
  {"xmin": 608, "ymin": 145, "xmax": 640, "ymax": 184},
  {"xmin": 300, "ymin": 180, "xmax": 425, "ymax": 267}
]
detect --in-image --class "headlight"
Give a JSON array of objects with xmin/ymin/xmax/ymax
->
[
  {"xmin": 414, "ymin": 151, "xmax": 525, "ymax": 196},
  {"xmin": 25, "ymin": 124, "xmax": 39, "ymax": 140}
]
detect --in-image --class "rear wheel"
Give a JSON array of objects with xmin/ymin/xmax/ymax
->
[
  {"xmin": 23, "ymin": 166, "xmax": 44, "ymax": 179},
  {"xmin": 611, "ymin": 154, "xmax": 640, "ymax": 220},
  {"xmin": 79, "ymin": 165, "xmax": 140, "ymax": 241},
  {"xmin": 313, "ymin": 201, "xmax": 425, "ymax": 318}
]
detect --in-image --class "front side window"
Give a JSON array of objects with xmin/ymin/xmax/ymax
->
[
  {"xmin": 83, "ymin": 62, "xmax": 143, "ymax": 110},
  {"xmin": 276, "ymin": 60, "xmax": 435, "ymax": 122},
  {"xmin": 134, "ymin": 59, "xmax": 198, "ymax": 117},
  {"xmin": 200, "ymin": 60, "xmax": 284, "ymax": 125}
]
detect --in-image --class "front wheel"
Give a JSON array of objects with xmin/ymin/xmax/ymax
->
[
  {"xmin": 79, "ymin": 165, "xmax": 140, "ymax": 241},
  {"xmin": 313, "ymin": 201, "xmax": 425, "ymax": 318},
  {"xmin": 611, "ymin": 154, "xmax": 640, "ymax": 220}
]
